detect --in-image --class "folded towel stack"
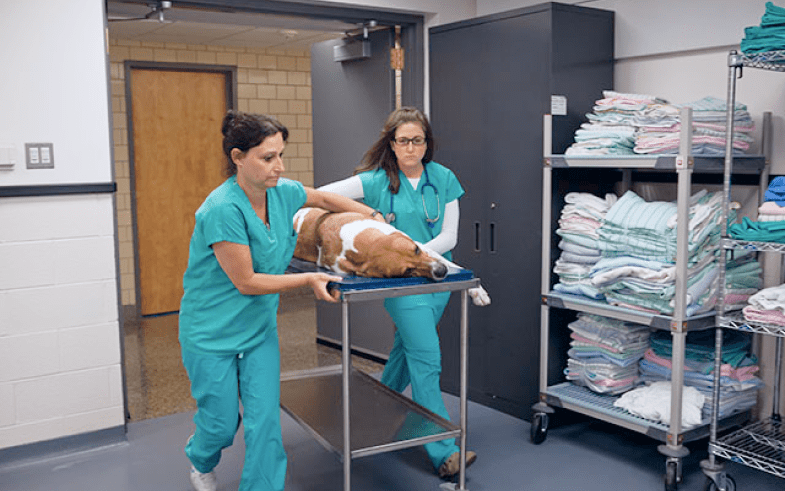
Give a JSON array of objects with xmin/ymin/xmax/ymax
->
[
  {"xmin": 553, "ymin": 192, "xmax": 618, "ymax": 299},
  {"xmin": 743, "ymin": 283, "xmax": 785, "ymax": 326},
  {"xmin": 731, "ymin": 177, "xmax": 785, "ymax": 242},
  {"xmin": 554, "ymin": 189, "xmax": 762, "ymax": 316},
  {"xmin": 757, "ymin": 201, "xmax": 785, "ymax": 222},
  {"xmin": 638, "ymin": 330, "xmax": 762, "ymax": 420},
  {"xmin": 564, "ymin": 313, "xmax": 650, "ymax": 395},
  {"xmin": 741, "ymin": 1, "xmax": 785, "ymax": 54},
  {"xmin": 594, "ymin": 190, "xmax": 724, "ymax": 316},
  {"xmin": 722, "ymin": 252, "xmax": 764, "ymax": 311},
  {"xmin": 633, "ymin": 96, "xmax": 754, "ymax": 156},
  {"xmin": 565, "ymin": 91, "xmax": 660, "ymax": 156},
  {"xmin": 564, "ymin": 90, "xmax": 756, "ymax": 157}
]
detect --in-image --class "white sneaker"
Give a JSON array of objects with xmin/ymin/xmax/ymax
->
[{"xmin": 190, "ymin": 465, "xmax": 217, "ymax": 491}]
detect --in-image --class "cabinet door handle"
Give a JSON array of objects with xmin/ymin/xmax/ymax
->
[
  {"xmin": 474, "ymin": 221, "xmax": 481, "ymax": 252},
  {"xmin": 489, "ymin": 222, "xmax": 496, "ymax": 253}
]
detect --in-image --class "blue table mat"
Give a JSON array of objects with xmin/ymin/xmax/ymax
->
[{"xmin": 287, "ymin": 258, "xmax": 474, "ymax": 292}]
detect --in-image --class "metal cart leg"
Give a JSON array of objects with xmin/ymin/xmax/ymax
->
[
  {"xmin": 531, "ymin": 141, "xmax": 554, "ymax": 444},
  {"xmin": 700, "ymin": 54, "xmax": 742, "ymax": 491},
  {"xmin": 658, "ymin": 123, "xmax": 692, "ymax": 491},
  {"xmin": 442, "ymin": 289, "xmax": 471, "ymax": 491},
  {"xmin": 701, "ymin": 325, "xmax": 728, "ymax": 491},
  {"xmin": 459, "ymin": 289, "xmax": 469, "ymax": 491},
  {"xmin": 342, "ymin": 297, "xmax": 351, "ymax": 491},
  {"xmin": 773, "ymin": 336, "xmax": 783, "ymax": 423}
]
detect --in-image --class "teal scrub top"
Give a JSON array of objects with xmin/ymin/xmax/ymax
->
[
  {"xmin": 358, "ymin": 162, "xmax": 464, "ymax": 261},
  {"xmin": 179, "ymin": 176, "xmax": 306, "ymax": 355}
]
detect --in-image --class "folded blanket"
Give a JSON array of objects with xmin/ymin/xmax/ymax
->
[
  {"xmin": 553, "ymin": 282, "xmax": 604, "ymax": 300},
  {"xmin": 559, "ymin": 240, "xmax": 601, "ymax": 256},
  {"xmin": 565, "ymin": 358, "xmax": 639, "ymax": 395},
  {"xmin": 741, "ymin": 2, "xmax": 785, "ymax": 53},
  {"xmin": 643, "ymin": 349, "xmax": 759, "ymax": 381},
  {"xmin": 730, "ymin": 217, "xmax": 785, "ymax": 243},
  {"xmin": 743, "ymin": 306, "xmax": 785, "ymax": 326},
  {"xmin": 638, "ymin": 362, "xmax": 762, "ymax": 420},
  {"xmin": 614, "ymin": 381, "xmax": 705, "ymax": 428},
  {"xmin": 567, "ymin": 314, "xmax": 650, "ymax": 348},
  {"xmin": 650, "ymin": 329, "xmax": 751, "ymax": 367},
  {"xmin": 758, "ymin": 213, "xmax": 785, "ymax": 222},
  {"xmin": 747, "ymin": 283, "xmax": 785, "ymax": 311},
  {"xmin": 759, "ymin": 201, "xmax": 785, "ymax": 215},
  {"xmin": 761, "ymin": 0, "xmax": 785, "ymax": 26}
]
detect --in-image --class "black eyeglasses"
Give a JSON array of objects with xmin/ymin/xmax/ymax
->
[{"xmin": 393, "ymin": 136, "xmax": 426, "ymax": 146}]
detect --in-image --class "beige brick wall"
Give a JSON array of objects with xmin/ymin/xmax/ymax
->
[{"xmin": 108, "ymin": 39, "xmax": 314, "ymax": 307}]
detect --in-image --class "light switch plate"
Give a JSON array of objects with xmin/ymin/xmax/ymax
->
[{"xmin": 26, "ymin": 143, "xmax": 54, "ymax": 169}]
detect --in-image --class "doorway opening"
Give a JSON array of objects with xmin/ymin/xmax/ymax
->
[{"xmin": 105, "ymin": 0, "xmax": 423, "ymax": 422}]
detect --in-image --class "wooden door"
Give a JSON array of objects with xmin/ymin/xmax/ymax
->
[{"xmin": 130, "ymin": 68, "xmax": 227, "ymax": 315}]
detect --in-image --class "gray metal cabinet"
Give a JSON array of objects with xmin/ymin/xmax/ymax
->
[{"xmin": 429, "ymin": 2, "xmax": 614, "ymax": 419}]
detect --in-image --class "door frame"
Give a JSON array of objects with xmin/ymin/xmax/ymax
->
[
  {"xmin": 110, "ymin": 0, "xmax": 425, "ymax": 109},
  {"xmin": 111, "ymin": 0, "xmax": 425, "ymax": 427},
  {"xmin": 124, "ymin": 61, "xmax": 237, "ymax": 317}
]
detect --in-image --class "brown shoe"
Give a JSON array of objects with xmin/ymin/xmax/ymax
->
[{"xmin": 437, "ymin": 451, "xmax": 477, "ymax": 478}]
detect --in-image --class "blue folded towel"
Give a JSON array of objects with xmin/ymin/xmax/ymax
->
[{"xmin": 764, "ymin": 176, "xmax": 785, "ymax": 205}]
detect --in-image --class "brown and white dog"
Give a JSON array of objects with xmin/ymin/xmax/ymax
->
[{"xmin": 293, "ymin": 207, "xmax": 449, "ymax": 280}]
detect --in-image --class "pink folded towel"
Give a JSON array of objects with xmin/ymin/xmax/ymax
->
[
  {"xmin": 742, "ymin": 306, "xmax": 785, "ymax": 326},
  {"xmin": 759, "ymin": 201, "xmax": 785, "ymax": 215}
]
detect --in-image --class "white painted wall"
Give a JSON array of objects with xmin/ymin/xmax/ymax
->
[
  {"xmin": 477, "ymin": 0, "xmax": 785, "ymax": 172},
  {"xmin": 0, "ymin": 0, "xmax": 123, "ymax": 450},
  {"xmin": 0, "ymin": 0, "xmax": 113, "ymax": 185}
]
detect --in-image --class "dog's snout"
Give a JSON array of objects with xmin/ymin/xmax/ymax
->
[{"xmin": 432, "ymin": 262, "xmax": 448, "ymax": 281}]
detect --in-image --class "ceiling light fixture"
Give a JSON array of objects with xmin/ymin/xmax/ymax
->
[
  {"xmin": 108, "ymin": 1, "xmax": 173, "ymax": 23},
  {"xmin": 280, "ymin": 29, "xmax": 299, "ymax": 40}
]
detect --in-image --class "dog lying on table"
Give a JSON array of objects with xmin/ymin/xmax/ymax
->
[{"xmin": 292, "ymin": 207, "xmax": 489, "ymax": 305}]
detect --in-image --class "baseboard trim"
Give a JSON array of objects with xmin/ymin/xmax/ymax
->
[
  {"xmin": 0, "ymin": 182, "xmax": 116, "ymax": 198},
  {"xmin": 0, "ymin": 425, "xmax": 127, "ymax": 471}
]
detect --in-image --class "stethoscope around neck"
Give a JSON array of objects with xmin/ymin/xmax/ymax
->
[{"xmin": 385, "ymin": 164, "xmax": 440, "ymax": 229}]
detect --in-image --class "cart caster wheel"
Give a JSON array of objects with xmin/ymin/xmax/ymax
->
[
  {"xmin": 530, "ymin": 412, "xmax": 548, "ymax": 444},
  {"xmin": 703, "ymin": 475, "xmax": 736, "ymax": 491},
  {"xmin": 665, "ymin": 460, "xmax": 678, "ymax": 491}
]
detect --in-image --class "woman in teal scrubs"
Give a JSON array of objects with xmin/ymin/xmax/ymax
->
[
  {"xmin": 179, "ymin": 111, "xmax": 382, "ymax": 491},
  {"xmin": 319, "ymin": 107, "xmax": 476, "ymax": 478}
]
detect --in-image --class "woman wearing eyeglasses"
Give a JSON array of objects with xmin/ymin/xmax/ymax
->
[{"xmin": 319, "ymin": 106, "xmax": 475, "ymax": 478}]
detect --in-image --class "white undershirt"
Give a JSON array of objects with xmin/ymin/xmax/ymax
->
[{"xmin": 318, "ymin": 175, "xmax": 459, "ymax": 255}]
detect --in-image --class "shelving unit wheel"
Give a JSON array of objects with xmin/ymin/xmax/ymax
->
[
  {"xmin": 703, "ymin": 474, "xmax": 736, "ymax": 491},
  {"xmin": 530, "ymin": 412, "xmax": 549, "ymax": 444},
  {"xmin": 665, "ymin": 459, "xmax": 679, "ymax": 491}
]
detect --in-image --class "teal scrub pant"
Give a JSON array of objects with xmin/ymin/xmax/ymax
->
[
  {"xmin": 181, "ymin": 332, "xmax": 286, "ymax": 491},
  {"xmin": 383, "ymin": 291, "xmax": 459, "ymax": 470}
]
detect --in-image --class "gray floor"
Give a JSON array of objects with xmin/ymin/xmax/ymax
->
[
  {"xmin": 1, "ymin": 392, "xmax": 782, "ymax": 491},
  {"xmin": 2, "ymin": 293, "xmax": 781, "ymax": 490}
]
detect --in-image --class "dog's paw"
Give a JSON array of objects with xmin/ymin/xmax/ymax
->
[{"xmin": 468, "ymin": 286, "xmax": 490, "ymax": 306}]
